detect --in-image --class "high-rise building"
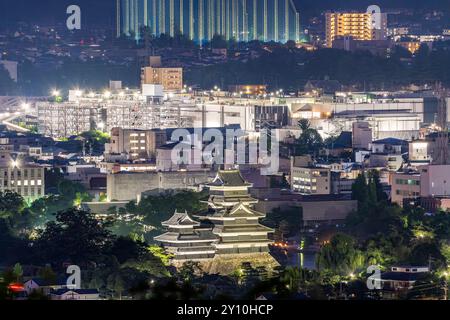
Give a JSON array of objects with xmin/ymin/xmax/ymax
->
[
  {"xmin": 117, "ymin": 0, "xmax": 300, "ymax": 43},
  {"xmin": 325, "ymin": 10, "xmax": 387, "ymax": 48}
]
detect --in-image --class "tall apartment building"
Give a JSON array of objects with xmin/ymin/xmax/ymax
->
[
  {"xmin": 117, "ymin": 0, "xmax": 300, "ymax": 43},
  {"xmin": 0, "ymin": 154, "xmax": 45, "ymax": 200},
  {"xmin": 325, "ymin": 11, "xmax": 387, "ymax": 47}
]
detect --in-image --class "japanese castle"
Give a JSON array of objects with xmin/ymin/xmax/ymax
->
[{"xmin": 154, "ymin": 170, "xmax": 274, "ymax": 263}]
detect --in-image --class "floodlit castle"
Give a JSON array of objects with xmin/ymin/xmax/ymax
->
[{"xmin": 154, "ymin": 169, "xmax": 278, "ymax": 273}]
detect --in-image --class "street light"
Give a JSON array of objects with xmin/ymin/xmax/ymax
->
[
  {"xmin": 52, "ymin": 90, "xmax": 60, "ymax": 97},
  {"xmin": 21, "ymin": 103, "xmax": 30, "ymax": 110}
]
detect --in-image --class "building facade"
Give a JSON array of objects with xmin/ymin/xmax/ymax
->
[
  {"xmin": 141, "ymin": 66, "xmax": 183, "ymax": 91},
  {"xmin": 0, "ymin": 155, "xmax": 45, "ymax": 200},
  {"xmin": 117, "ymin": 0, "xmax": 300, "ymax": 43},
  {"xmin": 390, "ymin": 171, "xmax": 421, "ymax": 206},
  {"xmin": 290, "ymin": 156, "xmax": 331, "ymax": 195},
  {"xmin": 105, "ymin": 127, "xmax": 167, "ymax": 160},
  {"xmin": 325, "ymin": 10, "xmax": 387, "ymax": 47}
]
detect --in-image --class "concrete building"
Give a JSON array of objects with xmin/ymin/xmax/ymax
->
[
  {"xmin": 290, "ymin": 156, "xmax": 331, "ymax": 195},
  {"xmin": 141, "ymin": 65, "xmax": 183, "ymax": 91},
  {"xmin": 369, "ymin": 138, "xmax": 407, "ymax": 171},
  {"xmin": 156, "ymin": 141, "xmax": 204, "ymax": 172},
  {"xmin": 391, "ymin": 171, "xmax": 421, "ymax": 206},
  {"xmin": 106, "ymin": 170, "xmax": 213, "ymax": 201},
  {"xmin": 37, "ymin": 102, "xmax": 101, "ymax": 139},
  {"xmin": 352, "ymin": 121, "xmax": 372, "ymax": 150},
  {"xmin": 105, "ymin": 127, "xmax": 167, "ymax": 160},
  {"xmin": 419, "ymin": 164, "xmax": 450, "ymax": 197},
  {"xmin": 0, "ymin": 154, "xmax": 45, "ymax": 200},
  {"xmin": 325, "ymin": 10, "xmax": 387, "ymax": 47},
  {"xmin": 391, "ymin": 164, "xmax": 450, "ymax": 206},
  {"xmin": 408, "ymin": 140, "xmax": 431, "ymax": 166},
  {"xmin": 252, "ymin": 188, "xmax": 357, "ymax": 226}
]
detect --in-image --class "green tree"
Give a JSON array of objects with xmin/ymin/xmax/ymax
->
[
  {"xmin": 12, "ymin": 263, "xmax": 23, "ymax": 282},
  {"xmin": 0, "ymin": 191, "xmax": 25, "ymax": 218},
  {"xmin": 179, "ymin": 261, "xmax": 203, "ymax": 282},
  {"xmin": 316, "ymin": 233, "xmax": 364, "ymax": 276},
  {"xmin": 34, "ymin": 208, "xmax": 114, "ymax": 265}
]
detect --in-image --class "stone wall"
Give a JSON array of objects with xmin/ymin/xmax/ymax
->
[{"xmin": 107, "ymin": 170, "xmax": 214, "ymax": 201}]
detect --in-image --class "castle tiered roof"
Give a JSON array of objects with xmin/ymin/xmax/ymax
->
[
  {"xmin": 154, "ymin": 169, "xmax": 274, "ymax": 260},
  {"xmin": 161, "ymin": 210, "xmax": 200, "ymax": 227},
  {"xmin": 208, "ymin": 170, "xmax": 253, "ymax": 187}
]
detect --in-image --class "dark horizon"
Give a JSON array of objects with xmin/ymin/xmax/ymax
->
[{"xmin": 0, "ymin": 0, "xmax": 448, "ymax": 28}]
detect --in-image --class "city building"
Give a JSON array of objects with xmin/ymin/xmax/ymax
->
[
  {"xmin": 141, "ymin": 56, "xmax": 183, "ymax": 91},
  {"xmin": 252, "ymin": 188, "xmax": 357, "ymax": 226},
  {"xmin": 228, "ymin": 85, "xmax": 267, "ymax": 96},
  {"xmin": 106, "ymin": 170, "xmax": 213, "ymax": 201},
  {"xmin": 331, "ymin": 37, "xmax": 392, "ymax": 56},
  {"xmin": 352, "ymin": 121, "xmax": 372, "ymax": 150},
  {"xmin": 390, "ymin": 170, "xmax": 421, "ymax": 206},
  {"xmin": 408, "ymin": 139, "xmax": 431, "ymax": 166},
  {"xmin": 105, "ymin": 127, "xmax": 167, "ymax": 160},
  {"xmin": 290, "ymin": 156, "xmax": 331, "ymax": 195},
  {"xmin": 419, "ymin": 164, "xmax": 450, "ymax": 197},
  {"xmin": 0, "ymin": 153, "xmax": 45, "ymax": 200},
  {"xmin": 325, "ymin": 10, "xmax": 387, "ymax": 47},
  {"xmin": 369, "ymin": 138, "xmax": 407, "ymax": 171},
  {"xmin": 117, "ymin": 0, "xmax": 300, "ymax": 43}
]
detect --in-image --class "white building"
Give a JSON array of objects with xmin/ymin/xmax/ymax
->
[{"xmin": 0, "ymin": 154, "xmax": 45, "ymax": 200}]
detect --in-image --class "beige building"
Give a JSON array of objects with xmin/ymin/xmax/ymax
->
[
  {"xmin": 290, "ymin": 156, "xmax": 331, "ymax": 195},
  {"xmin": 0, "ymin": 154, "xmax": 45, "ymax": 200},
  {"xmin": 391, "ymin": 164, "xmax": 450, "ymax": 206},
  {"xmin": 352, "ymin": 121, "xmax": 372, "ymax": 150},
  {"xmin": 141, "ymin": 57, "xmax": 183, "ymax": 91},
  {"xmin": 419, "ymin": 164, "xmax": 450, "ymax": 197},
  {"xmin": 105, "ymin": 128, "xmax": 167, "ymax": 160},
  {"xmin": 391, "ymin": 171, "xmax": 421, "ymax": 206},
  {"xmin": 325, "ymin": 11, "xmax": 387, "ymax": 47}
]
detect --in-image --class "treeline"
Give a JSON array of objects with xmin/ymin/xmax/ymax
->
[{"xmin": 186, "ymin": 44, "xmax": 450, "ymax": 91}]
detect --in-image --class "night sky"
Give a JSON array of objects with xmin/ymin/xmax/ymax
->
[{"xmin": 0, "ymin": 0, "xmax": 447, "ymax": 28}]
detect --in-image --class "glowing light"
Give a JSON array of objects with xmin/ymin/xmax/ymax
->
[
  {"xmin": 52, "ymin": 90, "xmax": 60, "ymax": 97},
  {"xmin": 8, "ymin": 283, "xmax": 24, "ymax": 292},
  {"xmin": 21, "ymin": 103, "xmax": 30, "ymax": 110},
  {"xmin": 11, "ymin": 159, "xmax": 19, "ymax": 168},
  {"xmin": 103, "ymin": 91, "xmax": 111, "ymax": 98}
]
